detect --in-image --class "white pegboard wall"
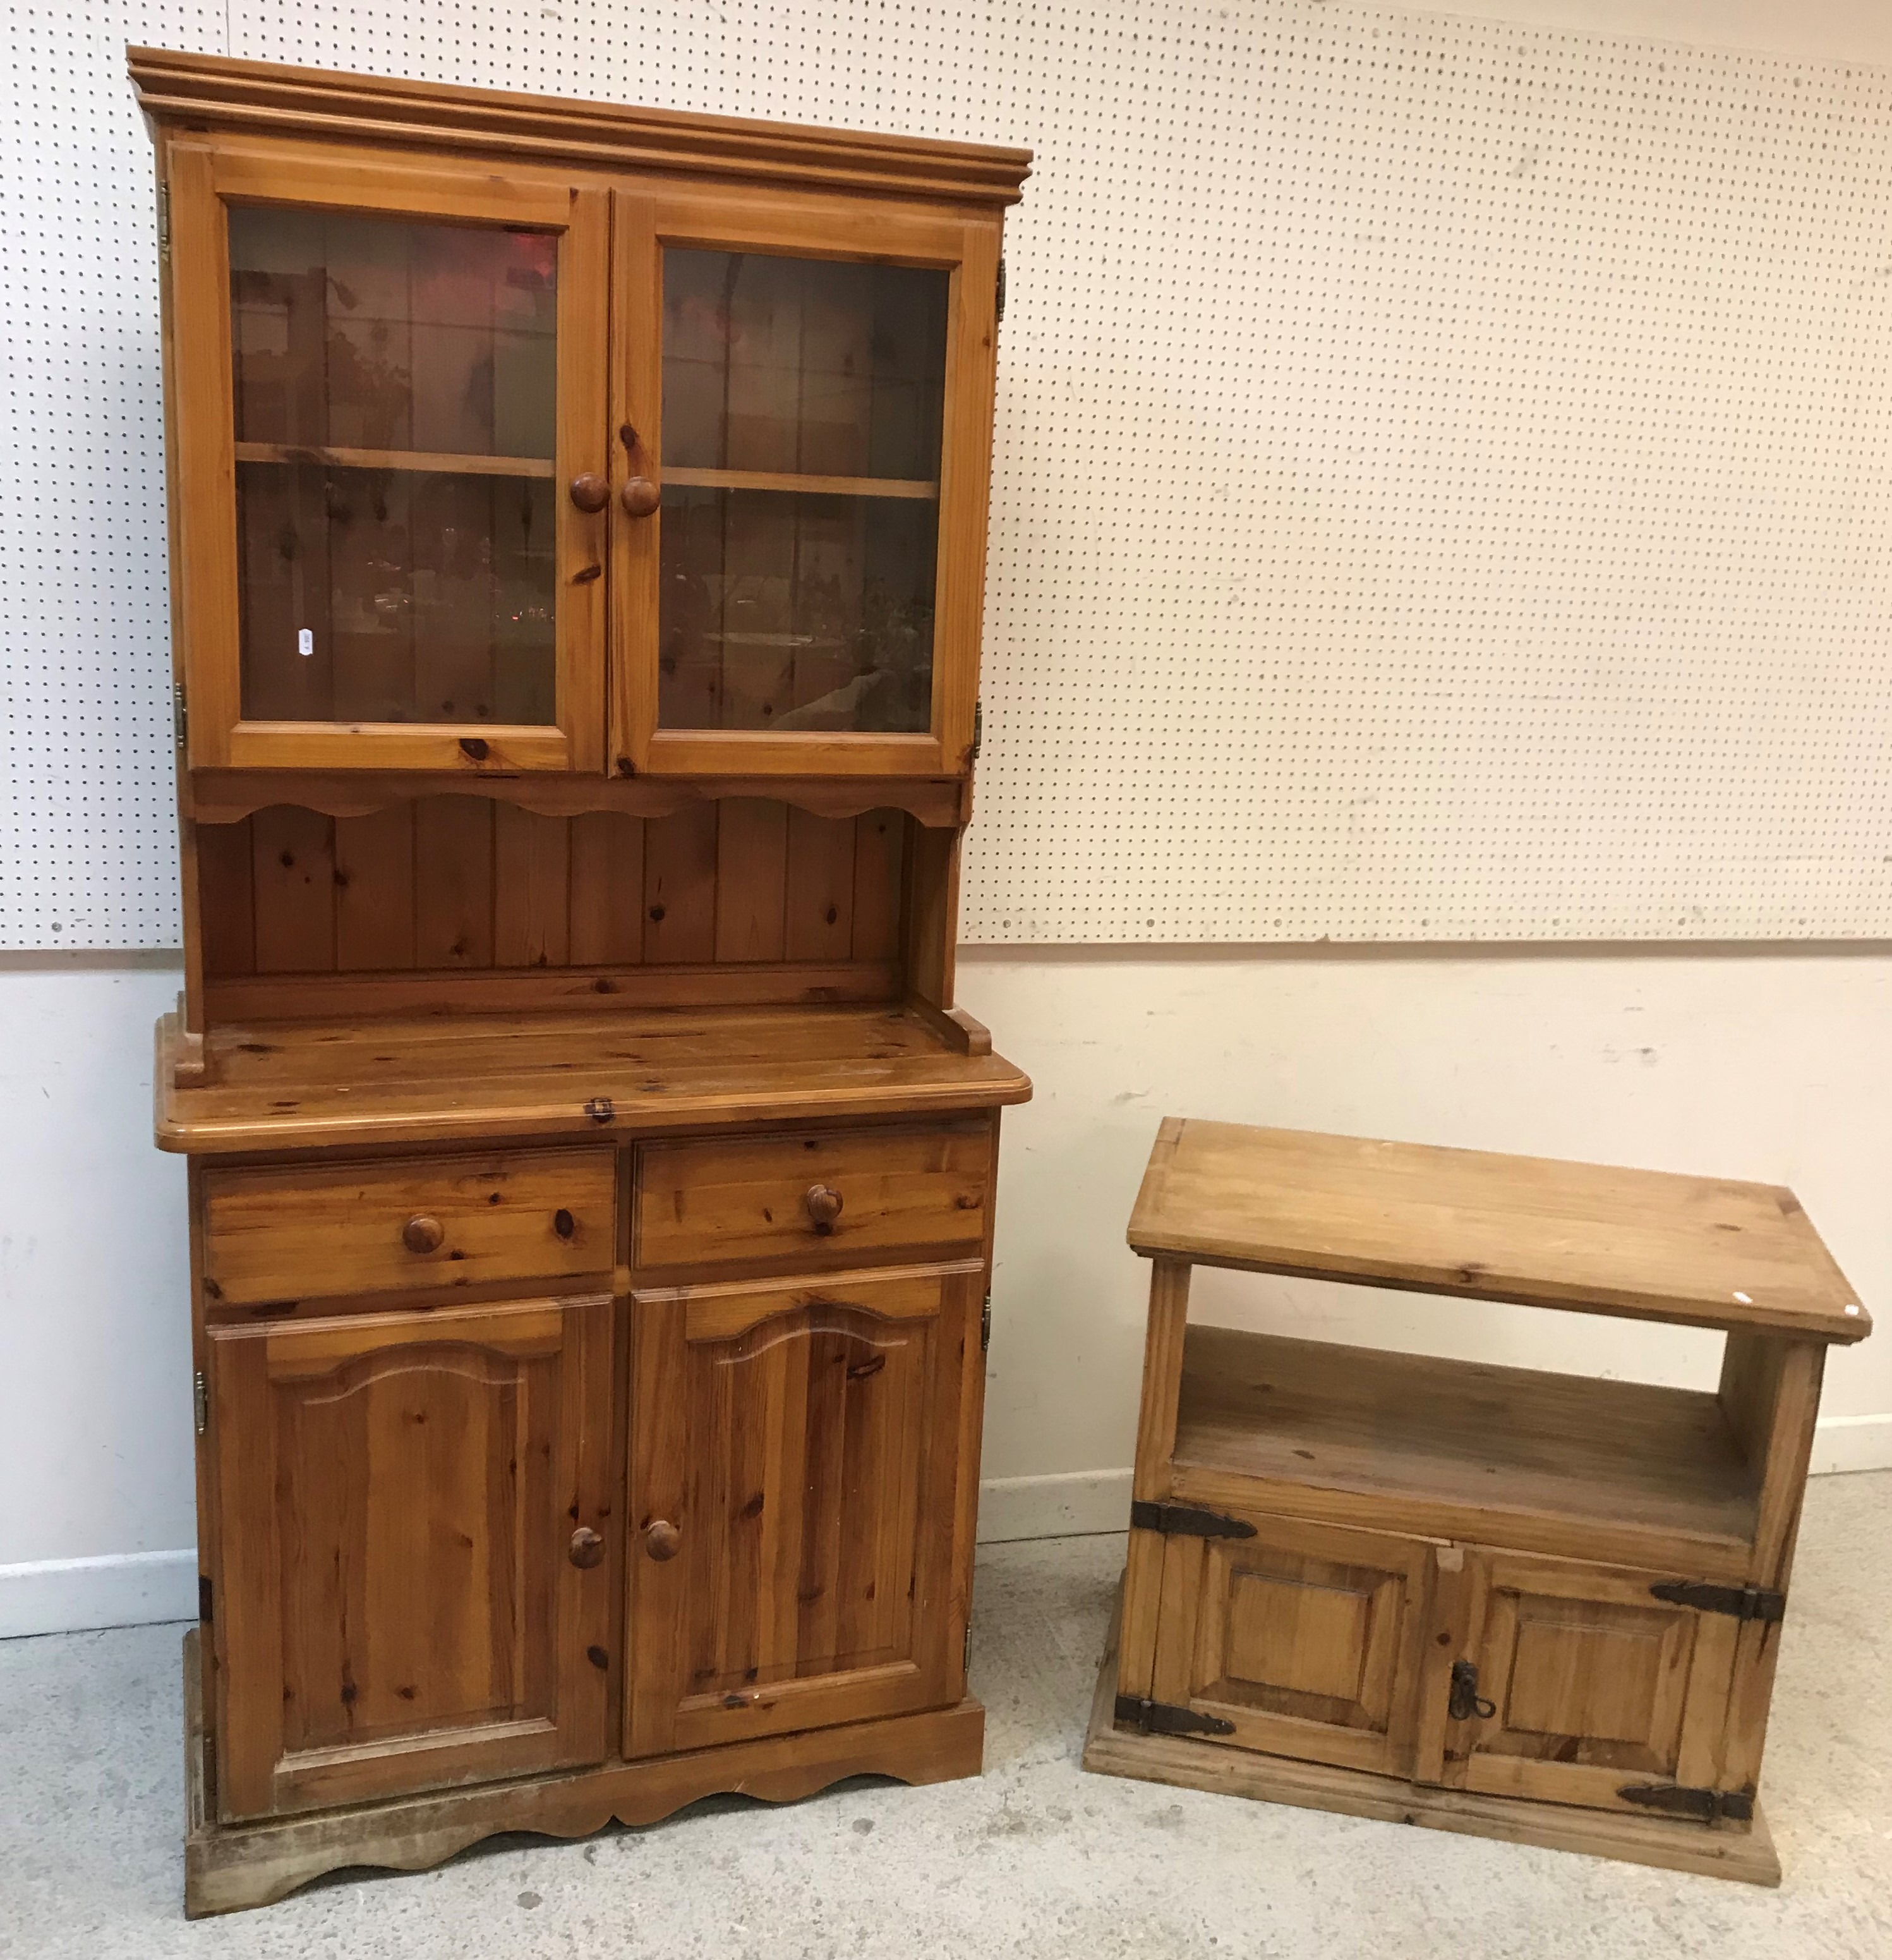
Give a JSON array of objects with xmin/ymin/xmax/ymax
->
[
  {"xmin": 6, "ymin": 3, "xmax": 1892, "ymax": 945},
  {"xmin": 0, "ymin": 3, "xmax": 224, "ymax": 948}
]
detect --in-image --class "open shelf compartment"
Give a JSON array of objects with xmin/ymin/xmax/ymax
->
[{"xmin": 1170, "ymin": 1322, "xmax": 1763, "ymax": 1576}]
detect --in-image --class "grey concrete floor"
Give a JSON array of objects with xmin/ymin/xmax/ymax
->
[{"xmin": 3, "ymin": 1473, "xmax": 1889, "ymax": 1959}]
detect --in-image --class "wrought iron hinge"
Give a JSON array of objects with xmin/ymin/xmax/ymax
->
[
  {"xmin": 996, "ymin": 257, "xmax": 1006, "ymax": 325},
  {"xmin": 1129, "ymin": 1499, "xmax": 1257, "ymax": 1541},
  {"xmin": 172, "ymin": 682, "xmax": 188, "ymax": 751},
  {"xmin": 1618, "ymin": 1782, "xmax": 1756, "ymax": 1824},
  {"xmin": 193, "ymin": 1370, "xmax": 208, "ymax": 1436},
  {"xmin": 1650, "ymin": 1578, "xmax": 1785, "ymax": 1623},
  {"xmin": 1114, "ymin": 1695, "xmax": 1234, "ymax": 1739},
  {"xmin": 980, "ymin": 1292, "xmax": 992, "ymax": 1351},
  {"xmin": 198, "ymin": 1574, "xmax": 214, "ymax": 1625},
  {"xmin": 157, "ymin": 181, "xmax": 171, "ymax": 262},
  {"xmin": 971, "ymin": 699, "xmax": 983, "ymax": 764}
]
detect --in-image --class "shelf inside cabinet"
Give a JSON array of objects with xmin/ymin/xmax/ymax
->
[
  {"xmin": 157, "ymin": 1000, "xmax": 1030, "ymax": 1154},
  {"xmin": 234, "ymin": 442, "xmax": 554, "ymax": 478},
  {"xmin": 664, "ymin": 467, "xmax": 938, "ymax": 500},
  {"xmin": 1171, "ymin": 1323, "xmax": 1761, "ymax": 1570}
]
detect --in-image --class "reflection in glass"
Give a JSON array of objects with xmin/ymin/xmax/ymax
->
[
  {"xmin": 659, "ymin": 489, "xmax": 937, "ymax": 734},
  {"xmin": 227, "ymin": 207, "xmax": 559, "ymax": 724},
  {"xmin": 657, "ymin": 249, "xmax": 949, "ymax": 732},
  {"xmin": 663, "ymin": 250, "xmax": 947, "ymax": 480},
  {"xmin": 236, "ymin": 464, "xmax": 557, "ymax": 726}
]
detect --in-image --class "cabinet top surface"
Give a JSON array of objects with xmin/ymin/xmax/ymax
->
[
  {"xmin": 1127, "ymin": 1117, "xmax": 1870, "ymax": 1343},
  {"xmin": 128, "ymin": 45, "xmax": 1032, "ymax": 207},
  {"xmin": 158, "ymin": 1002, "xmax": 1030, "ymax": 1154}
]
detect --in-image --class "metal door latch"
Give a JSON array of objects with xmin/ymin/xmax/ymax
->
[{"xmin": 1447, "ymin": 1660, "xmax": 1496, "ymax": 1722}]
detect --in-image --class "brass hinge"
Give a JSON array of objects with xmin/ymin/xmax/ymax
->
[
  {"xmin": 172, "ymin": 682, "xmax": 188, "ymax": 751},
  {"xmin": 1114, "ymin": 1695, "xmax": 1234, "ymax": 1739},
  {"xmin": 1649, "ymin": 1579, "xmax": 1785, "ymax": 1624},
  {"xmin": 1618, "ymin": 1782, "xmax": 1756, "ymax": 1824},
  {"xmin": 198, "ymin": 1574, "xmax": 213, "ymax": 1625},
  {"xmin": 157, "ymin": 181, "xmax": 171, "ymax": 261},
  {"xmin": 980, "ymin": 1292, "xmax": 992, "ymax": 1351},
  {"xmin": 193, "ymin": 1370, "xmax": 208, "ymax": 1436},
  {"xmin": 996, "ymin": 256, "xmax": 1006, "ymax": 325},
  {"xmin": 971, "ymin": 699, "xmax": 983, "ymax": 764},
  {"xmin": 1129, "ymin": 1499, "xmax": 1257, "ymax": 1541}
]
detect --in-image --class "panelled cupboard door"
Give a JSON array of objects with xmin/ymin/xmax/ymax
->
[
  {"xmin": 208, "ymin": 1295, "xmax": 614, "ymax": 1821},
  {"xmin": 1147, "ymin": 1512, "xmax": 1436, "ymax": 1777},
  {"xmin": 164, "ymin": 136, "xmax": 609, "ymax": 772},
  {"xmin": 624, "ymin": 1263, "xmax": 982, "ymax": 1758},
  {"xmin": 611, "ymin": 186, "xmax": 1002, "ymax": 778},
  {"xmin": 1444, "ymin": 1549, "xmax": 1742, "ymax": 1815}
]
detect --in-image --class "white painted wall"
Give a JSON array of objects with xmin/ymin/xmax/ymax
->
[
  {"xmin": 3, "ymin": 948, "xmax": 1887, "ymax": 1628},
  {"xmin": 0, "ymin": 959, "xmax": 194, "ymax": 1634}
]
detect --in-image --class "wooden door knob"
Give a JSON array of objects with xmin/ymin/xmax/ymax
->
[
  {"xmin": 644, "ymin": 1519, "xmax": 682, "ymax": 1562},
  {"xmin": 569, "ymin": 471, "xmax": 610, "ymax": 513},
  {"xmin": 568, "ymin": 1526, "xmax": 605, "ymax": 1570},
  {"xmin": 402, "ymin": 1214, "xmax": 445, "ymax": 1254},
  {"xmin": 620, "ymin": 476, "xmax": 661, "ymax": 517},
  {"xmin": 804, "ymin": 1184, "xmax": 844, "ymax": 1231}
]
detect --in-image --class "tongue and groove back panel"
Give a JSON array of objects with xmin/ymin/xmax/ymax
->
[
  {"xmin": 9, "ymin": 3, "xmax": 1892, "ymax": 946},
  {"xmin": 196, "ymin": 802, "xmax": 907, "ymax": 1016}
]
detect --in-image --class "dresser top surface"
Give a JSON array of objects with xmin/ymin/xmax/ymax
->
[
  {"xmin": 1127, "ymin": 1116, "xmax": 1869, "ymax": 1343},
  {"xmin": 158, "ymin": 1003, "xmax": 1029, "ymax": 1156}
]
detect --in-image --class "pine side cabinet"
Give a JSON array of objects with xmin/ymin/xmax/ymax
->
[
  {"xmin": 130, "ymin": 45, "xmax": 1032, "ymax": 1916},
  {"xmin": 1085, "ymin": 1120, "xmax": 1872, "ymax": 1885}
]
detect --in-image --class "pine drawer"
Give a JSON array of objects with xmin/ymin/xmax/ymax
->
[
  {"xmin": 200, "ymin": 1150, "xmax": 617, "ymax": 1309},
  {"xmin": 634, "ymin": 1122, "xmax": 992, "ymax": 1271}
]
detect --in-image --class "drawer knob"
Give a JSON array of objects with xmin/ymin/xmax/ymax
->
[
  {"xmin": 804, "ymin": 1183, "xmax": 844, "ymax": 1232},
  {"xmin": 644, "ymin": 1519, "xmax": 682, "ymax": 1562},
  {"xmin": 568, "ymin": 1527, "xmax": 605, "ymax": 1570},
  {"xmin": 402, "ymin": 1214, "xmax": 445, "ymax": 1255}
]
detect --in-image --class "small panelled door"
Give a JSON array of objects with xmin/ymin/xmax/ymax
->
[
  {"xmin": 165, "ymin": 136, "xmax": 609, "ymax": 771},
  {"xmin": 609, "ymin": 184, "xmax": 1002, "ymax": 777},
  {"xmin": 208, "ymin": 1296, "xmax": 615, "ymax": 1821},
  {"xmin": 1145, "ymin": 1511, "xmax": 1437, "ymax": 1777},
  {"xmin": 1438, "ymin": 1549, "xmax": 1743, "ymax": 1815},
  {"xmin": 624, "ymin": 1263, "xmax": 982, "ymax": 1757}
]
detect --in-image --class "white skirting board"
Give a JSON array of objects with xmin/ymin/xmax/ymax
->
[
  {"xmin": 1808, "ymin": 1413, "xmax": 1892, "ymax": 1476},
  {"xmin": 0, "ymin": 1549, "xmax": 198, "ymax": 1642},
  {"xmin": 976, "ymin": 1469, "xmax": 1137, "ymax": 1544},
  {"xmin": 4, "ymin": 1425, "xmax": 1888, "ymax": 1639}
]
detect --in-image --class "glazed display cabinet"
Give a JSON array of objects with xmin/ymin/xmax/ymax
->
[{"xmin": 131, "ymin": 44, "xmax": 1031, "ymax": 1915}]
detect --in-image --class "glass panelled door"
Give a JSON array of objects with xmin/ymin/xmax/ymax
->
[
  {"xmin": 229, "ymin": 210, "xmax": 560, "ymax": 728},
  {"xmin": 659, "ymin": 251, "xmax": 948, "ymax": 736},
  {"xmin": 168, "ymin": 144, "xmax": 608, "ymax": 770},
  {"xmin": 613, "ymin": 193, "xmax": 1001, "ymax": 776}
]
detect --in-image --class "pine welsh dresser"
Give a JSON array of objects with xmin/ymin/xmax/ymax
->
[{"xmin": 130, "ymin": 46, "xmax": 1032, "ymax": 1916}]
